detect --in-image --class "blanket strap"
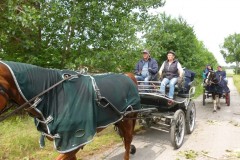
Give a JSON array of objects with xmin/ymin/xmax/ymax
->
[
  {"xmin": 0, "ymin": 74, "xmax": 79, "ymax": 122},
  {"xmin": 89, "ymin": 76, "xmax": 123, "ymax": 116}
]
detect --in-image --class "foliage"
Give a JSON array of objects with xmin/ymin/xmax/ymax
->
[
  {"xmin": 220, "ymin": 33, "xmax": 240, "ymax": 74},
  {"xmin": 178, "ymin": 150, "xmax": 199, "ymax": 159},
  {"xmin": 233, "ymin": 75, "xmax": 240, "ymax": 93},
  {"xmin": 140, "ymin": 13, "xmax": 218, "ymax": 77},
  {"xmin": 0, "ymin": 0, "xmax": 164, "ymax": 70}
]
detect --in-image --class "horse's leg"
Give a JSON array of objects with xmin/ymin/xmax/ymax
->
[
  {"xmin": 217, "ymin": 94, "xmax": 221, "ymax": 109},
  {"xmin": 212, "ymin": 93, "xmax": 217, "ymax": 112},
  {"xmin": 116, "ymin": 113, "xmax": 137, "ymax": 160},
  {"xmin": 55, "ymin": 148, "xmax": 80, "ymax": 160}
]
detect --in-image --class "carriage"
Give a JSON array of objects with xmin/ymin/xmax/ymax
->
[
  {"xmin": 202, "ymin": 72, "xmax": 230, "ymax": 107},
  {"xmin": 203, "ymin": 84, "xmax": 230, "ymax": 106},
  {"xmin": 136, "ymin": 72, "xmax": 196, "ymax": 149}
]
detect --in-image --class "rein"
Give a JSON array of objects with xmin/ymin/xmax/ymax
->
[{"xmin": 0, "ymin": 74, "xmax": 79, "ymax": 122}]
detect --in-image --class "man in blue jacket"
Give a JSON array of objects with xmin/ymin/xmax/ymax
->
[
  {"xmin": 134, "ymin": 50, "xmax": 158, "ymax": 82},
  {"xmin": 216, "ymin": 66, "xmax": 230, "ymax": 93}
]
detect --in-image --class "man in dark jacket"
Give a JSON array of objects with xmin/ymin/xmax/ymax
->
[
  {"xmin": 134, "ymin": 50, "xmax": 158, "ymax": 82},
  {"xmin": 216, "ymin": 66, "xmax": 230, "ymax": 93}
]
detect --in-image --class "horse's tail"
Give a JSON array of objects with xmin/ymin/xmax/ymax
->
[{"xmin": 125, "ymin": 72, "xmax": 137, "ymax": 85}]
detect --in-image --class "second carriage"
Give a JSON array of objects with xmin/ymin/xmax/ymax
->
[{"xmin": 202, "ymin": 75, "xmax": 230, "ymax": 106}]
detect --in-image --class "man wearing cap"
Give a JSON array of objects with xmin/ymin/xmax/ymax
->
[
  {"xmin": 158, "ymin": 50, "xmax": 184, "ymax": 103},
  {"xmin": 134, "ymin": 50, "xmax": 158, "ymax": 83},
  {"xmin": 216, "ymin": 66, "xmax": 227, "ymax": 82},
  {"xmin": 216, "ymin": 66, "xmax": 230, "ymax": 93}
]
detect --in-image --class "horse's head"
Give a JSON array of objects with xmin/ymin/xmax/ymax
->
[
  {"xmin": 0, "ymin": 63, "xmax": 25, "ymax": 114},
  {"xmin": 205, "ymin": 70, "xmax": 219, "ymax": 85},
  {"xmin": 0, "ymin": 80, "xmax": 10, "ymax": 112},
  {"xmin": 125, "ymin": 72, "xmax": 138, "ymax": 85}
]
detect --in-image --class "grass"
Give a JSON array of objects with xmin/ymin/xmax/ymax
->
[
  {"xmin": 233, "ymin": 75, "xmax": 240, "ymax": 93},
  {"xmin": 0, "ymin": 115, "xmax": 123, "ymax": 160},
  {"xmin": 0, "ymin": 116, "xmax": 58, "ymax": 160}
]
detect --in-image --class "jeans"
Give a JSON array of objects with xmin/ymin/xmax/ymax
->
[
  {"xmin": 159, "ymin": 77, "xmax": 178, "ymax": 99},
  {"xmin": 135, "ymin": 75, "xmax": 151, "ymax": 91},
  {"xmin": 135, "ymin": 75, "xmax": 151, "ymax": 83}
]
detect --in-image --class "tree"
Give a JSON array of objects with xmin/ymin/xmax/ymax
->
[
  {"xmin": 220, "ymin": 33, "xmax": 240, "ymax": 74},
  {"xmin": 140, "ymin": 13, "xmax": 218, "ymax": 77},
  {"xmin": 0, "ymin": 0, "xmax": 165, "ymax": 71}
]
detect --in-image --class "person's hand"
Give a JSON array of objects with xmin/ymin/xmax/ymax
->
[
  {"xmin": 178, "ymin": 77, "xmax": 183, "ymax": 83},
  {"xmin": 135, "ymin": 72, "xmax": 141, "ymax": 76},
  {"xmin": 177, "ymin": 77, "xmax": 183, "ymax": 88},
  {"xmin": 159, "ymin": 73, "xmax": 164, "ymax": 81},
  {"xmin": 148, "ymin": 68, "xmax": 154, "ymax": 73}
]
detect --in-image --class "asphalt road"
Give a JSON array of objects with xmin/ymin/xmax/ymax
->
[{"xmin": 89, "ymin": 77, "xmax": 240, "ymax": 160}]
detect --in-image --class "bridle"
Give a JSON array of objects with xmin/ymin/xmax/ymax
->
[
  {"xmin": 0, "ymin": 85, "xmax": 16, "ymax": 115},
  {"xmin": 205, "ymin": 71, "xmax": 219, "ymax": 85},
  {"xmin": 0, "ymin": 85, "xmax": 9, "ymax": 100}
]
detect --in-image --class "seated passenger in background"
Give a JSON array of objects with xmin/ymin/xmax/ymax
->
[
  {"xmin": 178, "ymin": 68, "xmax": 195, "ymax": 94},
  {"xmin": 203, "ymin": 64, "xmax": 213, "ymax": 79},
  {"xmin": 134, "ymin": 49, "xmax": 158, "ymax": 82},
  {"xmin": 216, "ymin": 66, "xmax": 230, "ymax": 93},
  {"xmin": 216, "ymin": 66, "xmax": 228, "ymax": 83}
]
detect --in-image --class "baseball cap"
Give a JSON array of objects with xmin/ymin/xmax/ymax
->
[
  {"xmin": 142, "ymin": 50, "xmax": 150, "ymax": 54},
  {"xmin": 167, "ymin": 50, "xmax": 175, "ymax": 55}
]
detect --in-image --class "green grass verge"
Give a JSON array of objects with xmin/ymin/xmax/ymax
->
[
  {"xmin": 0, "ymin": 116, "xmax": 122, "ymax": 160},
  {"xmin": 233, "ymin": 75, "xmax": 240, "ymax": 93}
]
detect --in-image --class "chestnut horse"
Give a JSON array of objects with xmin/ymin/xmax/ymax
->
[{"xmin": 0, "ymin": 62, "xmax": 139, "ymax": 160}]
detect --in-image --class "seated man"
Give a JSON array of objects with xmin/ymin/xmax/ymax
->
[
  {"xmin": 216, "ymin": 66, "xmax": 227, "ymax": 83},
  {"xmin": 159, "ymin": 50, "xmax": 183, "ymax": 103},
  {"xmin": 216, "ymin": 66, "xmax": 230, "ymax": 93},
  {"xmin": 134, "ymin": 49, "xmax": 158, "ymax": 83}
]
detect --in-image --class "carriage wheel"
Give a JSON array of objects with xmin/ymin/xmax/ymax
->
[
  {"xmin": 170, "ymin": 109, "xmax": 185, "ymax": 149},
  {"xmin": 185, "ymin": 101, "xmax": 196, "ymax": 134},
  {"xmin": 226, "ymin": 93, "xmax": 230, "ymax": 106},
  {"xmin": 130, "ymin": 144, "xmax": 136, "ymax": 154}
]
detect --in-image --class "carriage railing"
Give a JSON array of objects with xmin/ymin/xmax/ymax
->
[{"xmin": 137, "ymin": 80, "xmax": 196, "ymax": 100}]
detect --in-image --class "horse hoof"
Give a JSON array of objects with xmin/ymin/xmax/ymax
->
[
  {"xmin": 217, "ymin": 106, "xmax": 221, "ymax": 110},
  {"xmin": 213, "ymin": 110, "xmax": 217, "ymax": 113},
  {"xmin": 130, "ymin": 145, "xmax": 136, "ymax": 154}
]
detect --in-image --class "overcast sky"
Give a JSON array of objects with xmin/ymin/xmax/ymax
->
[{"xmin": 153, "ymin": 0, "xmax": 240, "ymax": 66}]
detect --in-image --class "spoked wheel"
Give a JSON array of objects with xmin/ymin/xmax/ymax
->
[
  {"xmin": 130, "ymin": 144, "xmax": 136, "ymax": 154},
  {"xmin": 186, "ymin": 101, "xmax": 196, "ymax": 134},
  {"xmin": 170, "ymin": 109, "xmax": 186, "ymax": 149},
  {"xmin": 226, "ymin": 92, "xmax": 230, "ymax": 106},
  {"xmin": 203, "ymin": 89, "xmax": 206, "ymax": 106}
]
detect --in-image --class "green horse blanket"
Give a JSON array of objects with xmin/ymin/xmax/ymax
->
[{"xmin": 0, "ymin": 61, "xmax": 140, "ymax": 153}]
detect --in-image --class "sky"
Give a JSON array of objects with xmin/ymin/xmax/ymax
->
[{"xmin": 153, "ymin": 0, "xmax": 240, "ymax": 66}]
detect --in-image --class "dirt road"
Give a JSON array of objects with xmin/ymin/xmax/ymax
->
[{"xmin": 89, "ymin": 77, "xmax": 240, "ymax": 160}]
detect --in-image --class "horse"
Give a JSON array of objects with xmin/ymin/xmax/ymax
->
[
  {"xmin": 204, "ymin": 70, "xmax": 223, "ymax": 112},
  {"xmin": 0, "ymin": 61, "xmax": 140, "ymax": 160}
]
